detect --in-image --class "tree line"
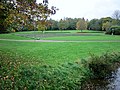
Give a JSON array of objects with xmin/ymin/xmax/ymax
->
[
  {"xmin": 47, "ymin": 10, "xmax": 120, "ymax": 32},
  {"xmin": 0, "ymin": 0, "xmax": 120, "ymax": 33}
]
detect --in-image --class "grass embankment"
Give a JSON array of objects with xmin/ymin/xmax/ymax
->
[
  {"xmin": 1, "ymin": 49, "xmax": 120, "ymax": 89},
  {"xmin": 44, "ymin": 35, "xmax": 120, "ymax": 41},
  {"xmin": 11, "ymin": 30, "xmax": 120, "ymax": 41},
  {"xmin": 0, "ymin": 34, "xmax": 32, "ymax": 40},
  {"xmin": 0, "ymin": 31, "xmax": 120, "ymax": 89},
  {"xmin": 0, "ymin": 41, "xmax": 120, "ymax": 66},
  {"xmin": 12, "ymin": 30, "xmax": 105, "ymax": 40}
]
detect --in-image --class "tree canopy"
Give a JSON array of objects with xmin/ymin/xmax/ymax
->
[
  {"xmin": 76, "ymin": 18, "xmax": 87, "ymax": 32},
  {"xmin": 0, "ymin": 0, "xmax": 57, "ymax": 33}
]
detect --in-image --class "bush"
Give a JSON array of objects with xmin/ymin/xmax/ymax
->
[
  {"xmin": 113, "ymin": 29, "xmax": 120, "ymax": 35},
  {"xmin": 106, "ymin": 25, "xmax": 120, "ymax": 35},
  {"xmin": 88, "ymin": 52, "xmax": 120, "ymax": 78},
  {"xmin": 0, "ymin": 50, "xmax": 90, "ymax": 90},
  {"xmin": 1, "ymin": 50, "xmax": 120, "ymax": 90},
  {"xmin": 112, "ymin": 26, "xmax": 120, "ymax": 35},
  {"xmin": 105, "ymin": 29, "xmax": 112, "ymax": 35}
]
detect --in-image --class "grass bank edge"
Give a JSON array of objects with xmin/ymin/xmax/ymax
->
[
  {"xmin": 0, "ymin": 51, "xmax": 120, "ymax": 89},
  {"xmin": 0, "ymin": 33, "xmax": 32, "ymax": 40}
]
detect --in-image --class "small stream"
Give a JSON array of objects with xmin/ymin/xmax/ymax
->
[
  {"xmin": 107, "ymin": 68, "xmax": 120, "ymax": 90},
  {"xmin": 82, "ymin": 68, "xmax": 120, "ymax": 90}
]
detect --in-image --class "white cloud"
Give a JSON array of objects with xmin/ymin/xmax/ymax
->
[{"xmin": 37, "ymin": 0, "xmax": 120, "ymax": 20}]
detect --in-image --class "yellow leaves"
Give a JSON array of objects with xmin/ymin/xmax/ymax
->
[
  {"xmin": 37, "ymin": 21, "xmax": 47, "ymax": 31},
  {"xmin": 24, "ymin": 87, "xmax": 27, "ymax": 90},
  {"xmin": 12, "ymin": 29, "xmax": 16, "ymax": 32},
  {"xmin": 0, "ymin": 4, "xmax": 4, "ymax": 9},
  {"xmin": 102, "ymin": 21, "xmax": 111, "ymax": 31},
  {"xmin": 76, "ymin": 19, "xmax": 87, "ymax": 30},
  {"xmin": 3, "ymin": 76, "xmax": 9, "ymax": 80},
  {"xmin": 9, "ymin": 62, "xmax": 12, "ymax": 65},
  {"xmin": 11, "ymin": 76, "xmax": 14, "ymax": 81},
  {"xmin": 4, "ymin": 13, "xmax": 15, "ymax": 26}
]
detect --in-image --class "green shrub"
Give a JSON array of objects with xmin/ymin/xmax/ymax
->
[
  {"xmin": 113, "ymin": 29, "xmax": 120, "ymax": 35},
  {"xmin": 105, "ymin": 29, "xmax": 112, "ymax": 35},
  {"xmin": 109, "ymin": 26, "xmax": 120, "ymax": 35},
  {"xmin": 105, "ymin": 25, "xmax": 120, "ymax": 35},
  {"xmin": 0, "ymin": 50, "xmax": 120, "ymax": 90},
  {"xmin": 0, "ymin": 50, "xmax": 90, "ymax": 90},
  {"xmin": 88, "ymin": 52, "xmax": 120, "ymax": 78}
]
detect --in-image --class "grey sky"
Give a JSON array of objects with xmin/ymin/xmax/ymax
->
[{"xmin": 37, "ymin": 0, "xmax": 120, "ymax": 20}]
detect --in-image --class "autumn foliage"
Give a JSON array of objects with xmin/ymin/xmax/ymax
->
[{"xmin": 0, "ymin": 0, "xmax": 57, "ymax": 33}]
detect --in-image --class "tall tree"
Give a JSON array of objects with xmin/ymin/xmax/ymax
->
[
  {"xmin": 101, "ymin": 17, "xmax": 112, "ymax": 31},
  {"xmin": 76, "ymin": 18, "xmax": 87, "ymax": 32},
  {"xmin": 0, "ymin": 0, "xmax": 57, "ymax": 33},
  {"xmin": 112, "ymin": 10, "xmax": 120, "ymax": 20},
  {"xmin": 66, "ymin": 18, "xmax": 78, "ymax": 30},
  {"xmin": 102, "ymin": 22, "xmax": 111, "ymax": 31},
  {"xmin": 88, "ymin": 19, "xmax": 102, "ymax": 30},
  {"xmin": 112, "ymin": 10, "xmax": 120, "ymax": 25},
  {"xmin": 0, "ymin": 0, "xmax": 16, "ymax": 33},
  {"xmin": 47, "ymin": 19, "xmax": 58, "ymax": 30},
  {"xmin": 58, "ymin": 19, "xmax": 68, "ymax": 30}
]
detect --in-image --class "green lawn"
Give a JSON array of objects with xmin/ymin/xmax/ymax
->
[
  {"xmin": 1, "ymin": 31, "xmax": 120, "ymax": 89},
  {"xmin": 0, "ymin": 33, "xmax": 32, "ymax": 40},
  {"xmin": 44, "ymin": 35, "xmax": 120, "ymax": 41},
  {"xmin": 0, "ymin": 40, "xmax": 120, "ymax": 66},
  {"xmin": 0, "ymin": 31, "xmax": 120, "ymax": 66},
  {"xmin": 0, "ymin": 32, "xmax": 119, "ymax": 41},
  {"xmin": 7, "ymin": 30, "xmax": 104, "ymax": 40}
]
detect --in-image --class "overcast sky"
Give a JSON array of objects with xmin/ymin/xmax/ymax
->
[{"xmin": 37, "ymin": 0, "xmax": 120, "ymax": 20}]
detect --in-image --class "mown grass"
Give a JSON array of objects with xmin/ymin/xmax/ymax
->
[
  {"xmin": 14, "ymin": 30, "xmax": 103, "ymax": 34},
  {"xmin": 0, "ymin": 49, "xmax": 90, "ymax": 89},
  {"xmin": 1, "ymin": 32, "xmax": 119, "ymax": 41},
  {"xmin": 0, "ymin": 40, "xmax": 120, "ymax": 66},
  {"xmin": 1, "ymin": 48, "xmax": 120, "ymax": 89},
  {"xmin": 8, "ymin": 30, "xmax": 119, "ymax": 41},
  {"xmin": 0, "ymin": 33, "xmax": 32, "ymax": 40},
  {"xmin": 0, "ymin": 31, "xmax": 120, "ymax": 89},
  {"xmin": 44, "ymin": 35, "xmax": 120, "ymax": 41},
  {"xmin": 12, "ymin": 30, "xmax": 104, "ymax": 40}
]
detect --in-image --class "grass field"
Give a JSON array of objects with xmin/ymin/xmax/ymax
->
[
  {"xmin": 0, "ymin": 30, "xmax": 120, "ymax": 66},
  {"xmin": 0, "ymin": 31, "xmax": 120, "ymax": 41},
  {"xmin": 0, "ymin": 30, "xmax": 120, "ymax": 89},
  {"xmin": 0, "ymin": 33, "xmax": 32, "ymax": 40},
  {"xmin": 44, "ymin": 35, "xmax": 120, "ymax": 41},
  {"xmin": 0, "ymin": 34, "xmax": 120, "ymax": 66},
  {"xmin": 10, "ymin": 30, "xmax": 105, "ymax": 40}
]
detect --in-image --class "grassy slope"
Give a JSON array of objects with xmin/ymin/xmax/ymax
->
[
  {"xmin": 10, "ymin": 30, "xmax": 119, "ymax": 41},
  {"xmin": 0, "ymin": 31, "xmax": 120, "ymax": 66},
  {"xmin": 1, "ymin": 33, "xmax": 119, "ymax": 41},
  {"xmin": 44, "ymin": 35, "xmax": 120, "ymax": 41},
  {"xmin": 0, "ymin": 40, "xmax": 120, "ymax": 66},
  {"xmin": 0, "ymin": 33, "xmax": 32, "ymax": 40},
  {"xmin": 0, "ymin": 31, "xmax": 120, "ymax": 89}
]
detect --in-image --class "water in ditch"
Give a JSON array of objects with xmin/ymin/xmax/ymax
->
[{"xmin": 82, "ymin": 68, "xmax": 120, "ymax": 90}]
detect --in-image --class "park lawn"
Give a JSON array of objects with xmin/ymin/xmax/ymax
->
[
  {"xmin": 0, "ymin": 33, "xmax": 32, "ymax": 40},
  {"xmin": 44, "ymin": 35, "xmax": 120, "ymax": 41},
  {"xmin": 12, "ymin": 30, "xmax": 104, "ymax": 40},
  {"xmin": 0, "ymin": 31, "xmax": 120, "ymax": 89},
  {"xmin": 0, "ymin": 40, "xmax": 120, "ymax": 66},
  {"xmin": 1, "ymin": 33, "xmax": 120, "ymax": 89},
  {"xmin": 9, "ymin": 30, "xmax": 119, "ymax": 41},
  {"xmin": 1, "ymin": 32, "xmax": 119, "ymax": 41}
]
